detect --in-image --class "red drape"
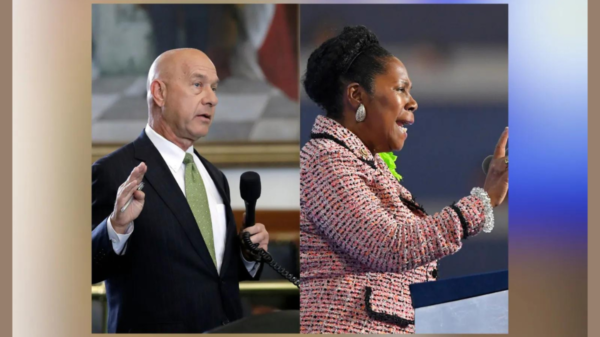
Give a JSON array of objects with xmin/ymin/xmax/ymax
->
[{"xmin": 257, "ymin": 4, "xmax": 299, "ymax": 101}]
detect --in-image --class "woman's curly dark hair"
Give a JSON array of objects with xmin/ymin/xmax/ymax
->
[{"xmin": 303, "ymin": 26, "xmax": 392, "ymax": 119}]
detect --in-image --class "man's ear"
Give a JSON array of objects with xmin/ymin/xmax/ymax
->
[{"xmin": 150, "ymin": 80, "xmax": 167, "ymax": 107}]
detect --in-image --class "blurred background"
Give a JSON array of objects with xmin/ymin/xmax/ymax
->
[
  {"xmin": 92, "ymin": 4, "xmax": 298, "ymax": 145},
  {"xmin": 91, "ymin": 4, "xmax": 299, "ymax": 333},
  {"xmin": 300, "ymin": 5, "xmax": 508, "ymax": 279}
]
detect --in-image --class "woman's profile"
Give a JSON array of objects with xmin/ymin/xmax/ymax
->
[{"xmin": 299, "ymin": 26, "xmax": 509, "ymax": 334}]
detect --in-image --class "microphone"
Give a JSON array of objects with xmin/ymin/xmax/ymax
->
[
  {"xmin": 482, "ymin": 155, "xmax": 493, "ymax": 174},
  {"xmin": 482, "ymin": 148, "xmax": 508, "ymax": 174},
  {"xmin": 240, "ymin": 171, "xmax": 261, "ymax": 228}
]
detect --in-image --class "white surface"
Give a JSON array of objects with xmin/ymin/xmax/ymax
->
[{"xmin": 415, "ymin": 290, "xmax": 508, "ymax": 334}]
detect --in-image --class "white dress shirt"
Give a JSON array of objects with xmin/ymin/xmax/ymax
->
[{"xmin": 107, "ymin": 124, "xmax": 258, "ymax": 276}]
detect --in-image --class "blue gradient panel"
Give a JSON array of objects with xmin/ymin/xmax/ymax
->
[{"xmin": 508, "ymin": 0, "xmax": 587, "ymax": 251}]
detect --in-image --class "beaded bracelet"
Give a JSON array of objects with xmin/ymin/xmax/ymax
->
[{"xmin": 470, "ymin": 187, "xmax": 494, "ymax": 233}]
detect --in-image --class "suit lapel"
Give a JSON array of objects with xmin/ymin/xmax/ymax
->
[
  {"xmin": 133, "ymin": 131, "xmax": 219, "ymax": 277},
  {"xmin": 195, "ymin": 150, "xmax": 236, "ymax": 276}
]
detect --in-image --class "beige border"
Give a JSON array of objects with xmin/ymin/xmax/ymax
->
[
  {"xmin": 92, "ymin": 142, "xmax": 299, "ymax": 167},
  {"xmin": 1, "ymin": 0, "xmax": 11, "ymax": 336}
]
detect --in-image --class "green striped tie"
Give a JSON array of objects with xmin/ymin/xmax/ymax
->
[{"xmin": 183, "ymin": 153, "xmax": 216, "ymax": 267}]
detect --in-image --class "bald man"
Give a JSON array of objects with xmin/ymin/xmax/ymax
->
[{"xmin": 92, "ymin": 49, "xmax": 269, "ymax": 333}]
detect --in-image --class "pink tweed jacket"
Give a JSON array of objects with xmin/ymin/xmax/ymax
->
[{"xmin": 300, "ymin": 116, "xmax": 487, "ymax": 334}]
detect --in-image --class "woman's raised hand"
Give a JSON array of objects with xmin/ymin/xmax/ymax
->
[{"xmin": 483, "ymin": 128, "xmax": 509, "ymax": 207}]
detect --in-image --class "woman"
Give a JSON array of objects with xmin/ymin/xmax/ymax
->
[{"xmin": 300, "ymin": 26, "xmax": 508, "ymax": 334}]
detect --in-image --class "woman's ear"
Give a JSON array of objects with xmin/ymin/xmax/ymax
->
[{"xmin": 345, "ymin": 83, "xmax": 364, "ymax": 109}]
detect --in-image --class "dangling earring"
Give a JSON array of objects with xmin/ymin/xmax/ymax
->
[{"xmin": 355, "ymin": 104, "xmax": 366, "ymax": 122}]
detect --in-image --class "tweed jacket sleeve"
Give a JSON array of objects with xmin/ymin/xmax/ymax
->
[{"xmin": 303, "ymin": 146, "xmax": 487, "ymax": 274}]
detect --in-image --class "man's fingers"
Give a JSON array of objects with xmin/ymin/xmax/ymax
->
[
  {"xmin": 243, "ymin": 223, "xmax": 265, "ymax": 235},
  {"xmin": 119, "ymin": 163, "xmax": 146, "ymax": 203},
  {"xmin": 127, "ymin": 162, "xmax": 147, "ymax": 184},
  {"xmin": 131, "ymin": 164, "xmax": 147, "ymax": 182},
  {"xmin": 242, "ymin": 223, "xmax": 268, "ymax": 255},
  {"xmin": 117, "ymin": 181, "xmax": 138, "ymax": 206},
  {"xmin": 493, "ymin": 127, "xmax": 509, "ymax": 159},
  {"xmin": 120, "ymin": 180, "xmax": 137, "ymax": 197},
  {"xmin": 258, "ymin": 242, "xmax": 268, "ymax": 251},
  {"xmin": 136, "ymin": 162, "xmax": 147, "ymax": 177},
  {"xmin": 249, "ymin": 232, "xmax": 267, "ymax": 245},
  {"xmin": 133, "ymin": 190, "xmax": 145, "ymax": 201},
  {"xmin": 115, "ymin": 181, "xmax": 133, "ymax": 209}
]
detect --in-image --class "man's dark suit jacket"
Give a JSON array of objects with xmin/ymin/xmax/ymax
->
[{"xmin": 92, "ymin": 130, "xmax": 262, "ymax": 333}]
